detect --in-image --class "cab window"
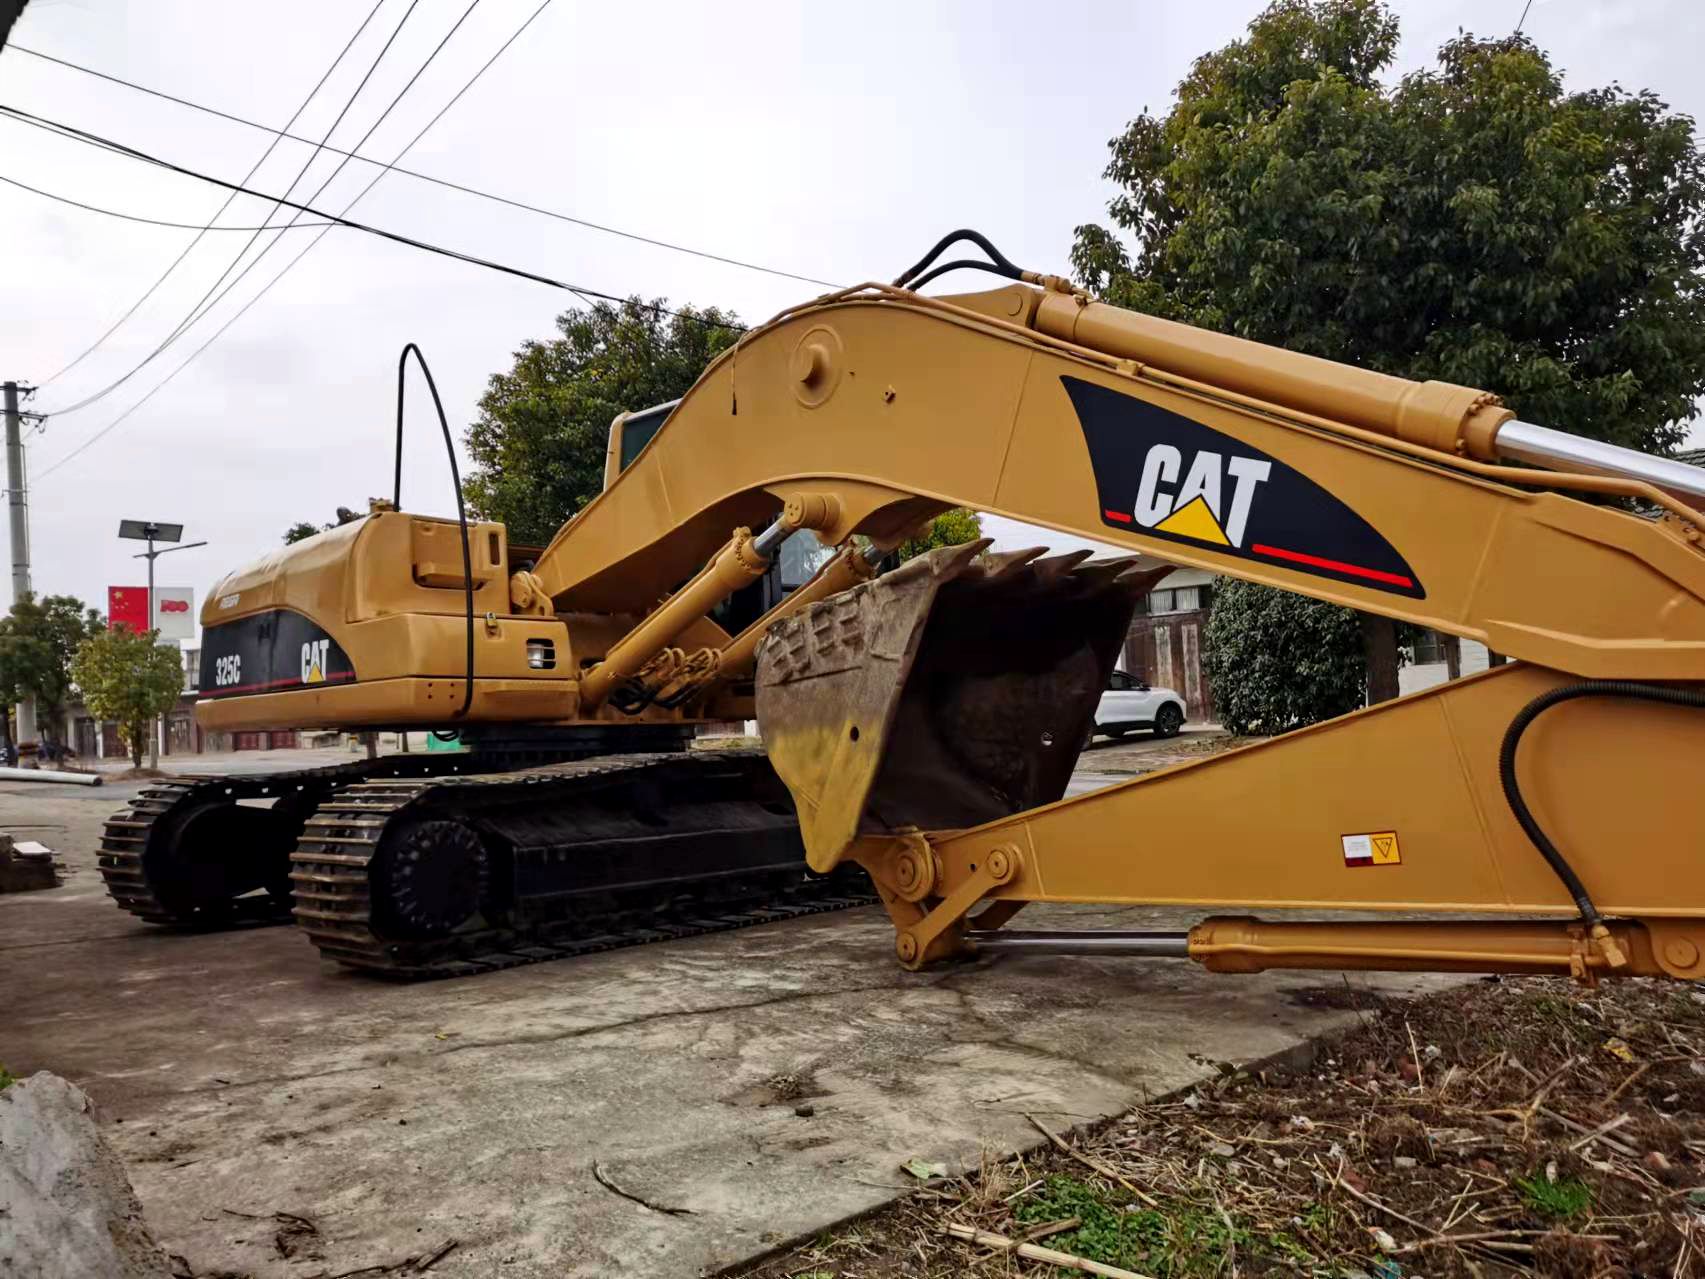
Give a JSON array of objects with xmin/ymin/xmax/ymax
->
[{"xmin": 618, "ymin": 401, "xmax": 677, "ymax": 473}]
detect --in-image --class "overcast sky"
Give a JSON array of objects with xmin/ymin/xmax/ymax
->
[{"xmin": 3, "ymin": 0, "xmax": 1701, "ymax": 636}]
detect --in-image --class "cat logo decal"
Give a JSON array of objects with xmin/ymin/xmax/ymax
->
[{"xmin": 1064, "ymin": 376, "xmax": 1424, "ymax": 598}]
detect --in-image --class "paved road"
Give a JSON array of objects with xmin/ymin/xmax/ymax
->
[{"xmin": 2, "ymin": 731, "xmax": 1454, "ymax": 1278}]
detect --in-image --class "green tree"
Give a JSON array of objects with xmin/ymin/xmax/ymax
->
[
  {"xmin": 1074, "ymin": 0, "xmax": 1705, "ymax": 717},
  {"xmin": 1202, "ymin": 579, "xmax": 1366, "ymax": 734},
  {"xmin": 70, "ymin": 628, "xmax": 185, "ymax": 768},
  {"xmin": 464, "ymin": 298, "xmax": 742, "ymax": 545},
  {"xmin": 0, "ymin": 593, "xmax": 104, "ymax": 753},
  {"xmin": 896, "ymin": 508, "xmax": 983, "ymax": 562}
]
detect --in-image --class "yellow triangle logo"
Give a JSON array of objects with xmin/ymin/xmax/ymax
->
[
  {"xmin": 1154, "ymin": 495, "xmax": 1230, "ymax": 545},
  {"xmin": 308, "ymin": 657, "xmax": 323, "ymax": 683}
]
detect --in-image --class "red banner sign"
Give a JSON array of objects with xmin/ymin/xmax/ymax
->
[{"xmin": 108, "ymin": 586, "xmax": 149, "ymax": 633}]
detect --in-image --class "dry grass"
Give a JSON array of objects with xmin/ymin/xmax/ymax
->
[{"xmin": 735, "ymin": 976, "xmax": 1705, "ymax": 1278}]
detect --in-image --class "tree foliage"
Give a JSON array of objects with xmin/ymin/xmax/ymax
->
[
  {"xmin": 70, "ymin": 628, "xmax": 185, "ymax": 768},
  {"xmin": 284, "ymin": 507, "xmax": 362, "ymax": 544},
  {"xmin": 1073, "ymin": 0, "xmax": 1705, "ymax": 445},
  {"xmin": 0, "ymin": 593, "xmax": 104, "ymax": 747},
  {"xmin": 1202, "ymin": 579, "xmax": 1366, "ymax": 734},
  {"xmin": 1077, "ymin": 0, "xmax": 1705, "ymax": 728},
  {"xmin": 896, "ymin": 508, "xmax": 984, "ymax": 562},
  {"xmin": 463, "ymin": 299, "xmax": 742, "ymax": 545}
]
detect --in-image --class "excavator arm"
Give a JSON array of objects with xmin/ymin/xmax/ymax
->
[{"xmin": 522, "ymin": 273, "xmax": 1705, "ymax": 983}]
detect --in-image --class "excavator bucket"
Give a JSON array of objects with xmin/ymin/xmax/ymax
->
[{"xmin": 755, "ymin": 540, "xmax": 1162, "ymax": 871}]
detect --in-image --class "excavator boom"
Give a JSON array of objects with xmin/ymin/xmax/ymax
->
[{"xmin": 525, "ymin": 271, "xmax": 1705, "ymax": 982}]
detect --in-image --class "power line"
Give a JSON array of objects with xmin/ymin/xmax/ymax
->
[
  {"xmin": 35, "ymin": 0, "xmax": 428, "ymax": 418},
  {"xmin": 8, "ymin": 41, "xmax": 840, "ymax": 290},
  {"xmin": 145, "ymin": 0, "xmax": 487, "ymax": 374},
  {"xmin": 25, "ymin": 1, "xmax": 390, "ymax": 390},
  {"xmin": 23, "ymin": 3, "xmax": 743, "ymax": 482},
  {"xmin": 0, "ymin": 172, "xmax": 336, "ymax": 230},
  {"xmin": 20, "ymin": 0, "xmax": 523, "ymax": 480},
  {"xmin": 0, "ymin": 105, "xmax": 746, "ymax": 329}
]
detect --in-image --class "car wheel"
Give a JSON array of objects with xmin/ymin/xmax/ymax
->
[{"xmin": 1153, "ymin": 704, "xmax": 1183, "ymax": 739}]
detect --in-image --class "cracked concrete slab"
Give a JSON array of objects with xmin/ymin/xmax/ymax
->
[{"xmin": 2, "ymin": 769, "xmax": 1459, "ymax": 1277}]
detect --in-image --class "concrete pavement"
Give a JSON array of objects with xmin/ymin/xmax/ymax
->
[{"xmin": 2, "ymin": 738, "xmax": 1456, "ymax": 1278}]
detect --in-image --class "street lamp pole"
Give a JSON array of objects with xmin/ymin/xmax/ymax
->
[{"xmin": 117, "ymin": 520, "xmax": 205, "ymax": 769}]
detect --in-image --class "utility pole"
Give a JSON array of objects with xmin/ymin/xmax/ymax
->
[{"xmin": 4, "ymin": 380, "xmax": 35, "ymax": 749}]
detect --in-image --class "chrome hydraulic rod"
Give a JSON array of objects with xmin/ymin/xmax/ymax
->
[
  {"xmin": 1494, "ymin": 420, "xmax": 1705, "ymax": 507},
  {"xmin": 965, "ymin": 929, "xmax": 1191, "ymax": 957},
  {"xmin": 578, "ymin": 513, "xmax": 797, "ymax": 711}
]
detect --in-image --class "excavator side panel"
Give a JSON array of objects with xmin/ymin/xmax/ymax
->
[
  {"xmin": 194, "ymin": 511, "xmax": 739, "ymax": 732},
  {"xmin": 905, "ymin": 660, "xmax": 1705, "ymax": 919}
]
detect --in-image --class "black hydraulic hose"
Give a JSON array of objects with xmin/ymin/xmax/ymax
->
[
  {"xmin": 893, "ymin": 228, "xmax": 1025, "ymax": 288},
  {"xmin": 903, "ymin": 257, "xmax": 1026, "ymax": 292},
  {"xmin": 1499, "ymin": 679, "xmax": 1705, "ymax": 924},
  {"xmin": 395, "ymin": 343, "xmax": 474, "ymax": 719}
]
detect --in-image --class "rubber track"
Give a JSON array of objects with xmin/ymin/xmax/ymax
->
[
  {"xmin": 97, "ymin": 757, "xmax": 482, "ymax": 927},
  {"xmin": 290, "ymin": 752, "xmax": 875, "ymax": 979}
]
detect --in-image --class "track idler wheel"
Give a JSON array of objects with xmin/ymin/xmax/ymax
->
[
  {"xmin": 371, "ymin": 820, "xmax": 494, "ymax": 939},
  {"xmin": 146, "ymin": 797, "xmax": 302, "ymax": 924}
]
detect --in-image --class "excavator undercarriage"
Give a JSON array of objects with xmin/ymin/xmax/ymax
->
[
  {"xmin": 96, "ymin": 231, "xmax": 1705, "ymax": 985},
  {"xmin": 99, "ymin": 744, "xmax": 874, "ymax": 977}
]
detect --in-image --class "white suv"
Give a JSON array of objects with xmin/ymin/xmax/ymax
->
[{"xmin": 1091, "ymin": 669, "xmax": 1186, "ymax": 740}]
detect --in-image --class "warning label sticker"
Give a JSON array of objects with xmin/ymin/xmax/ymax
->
[{"xmin": 1342, "ymin": 831, "xmax": 1401, "ymax": 867}]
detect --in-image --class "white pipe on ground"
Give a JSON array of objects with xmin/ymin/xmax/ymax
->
[{"xmin": 0, "ymin": 767, "xmax": 102, "ymax": 786}]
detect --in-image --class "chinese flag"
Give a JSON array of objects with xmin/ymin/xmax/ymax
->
[{"xmin": 108, "ymin": 586, "xmax": 150, "ymax": 633}]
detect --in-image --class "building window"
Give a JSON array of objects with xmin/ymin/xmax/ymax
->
[
  {"xmin": 1146, "ymin": 586, "xmax": 1200, "ymax": 615},
  {"xmin": 1410, "ymin": 630, "xmax": 1445, "ymax": 665},
  {"xmin": 183, "ymin": 649, "xmax": 200, "ymax": 691}
]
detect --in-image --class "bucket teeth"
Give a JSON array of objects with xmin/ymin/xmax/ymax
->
[
  {"xmin": 1116, "ymin": 564, "xmax": 1176, "ymax": 594},
  {"xmin": 1070, "ymin": 556, "xmax": 1155, "ymax": 592},
  {"xmin": 941, "ymin": 537, "xmax": 991, "ymax": 572},
  {"xmin": 979, "ymin": 546, "xmax": 1049, "ymax": 583},
  {"xmin": 1030, "ymin": 549, "xmax": 1094, "ymax": 583}
]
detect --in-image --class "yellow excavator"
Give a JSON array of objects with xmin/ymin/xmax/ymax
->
[{"xmin": 98, "ymin": 231, "xmax": 1705, "ymax": 983}]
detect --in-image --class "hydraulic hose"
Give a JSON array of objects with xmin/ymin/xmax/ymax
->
[
  {"xmin": 395, "ymin": 343, "xmax": 474, "ymax": 719},
  {"xmin": 1499, "ymin": 679, "xmax": 1705, "ymax": 924},
  {"xmin": 893, "ymin": 229, "xmax": 1025, "ymax": 289}
]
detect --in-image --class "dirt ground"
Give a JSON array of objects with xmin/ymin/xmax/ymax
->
[
  {"xmin": 741, "ymin": 976, "xmax": 1705, "ymax": 1278},
  {"xmin": 3, "ymin": 732, "xmax": 1478, "ymax": 1278}
]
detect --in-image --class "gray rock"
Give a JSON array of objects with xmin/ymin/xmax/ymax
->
[{"xmin": 0, "ymin": 1073, "xmax": 173, "ymax": 1278}]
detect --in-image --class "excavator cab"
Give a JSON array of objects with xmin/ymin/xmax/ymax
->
[{"xmin": 604, "ymin": 399, "xmax": 680, "ymax": 492}]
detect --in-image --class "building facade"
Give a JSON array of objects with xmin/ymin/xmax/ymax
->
[
  {"xmin": 1119, "ymin": 565, "xmax": 1494, "ymax": 726},
  {"xmin": 1121, "ymin": 567, "xmax": 1216, "ymax": 722}
]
